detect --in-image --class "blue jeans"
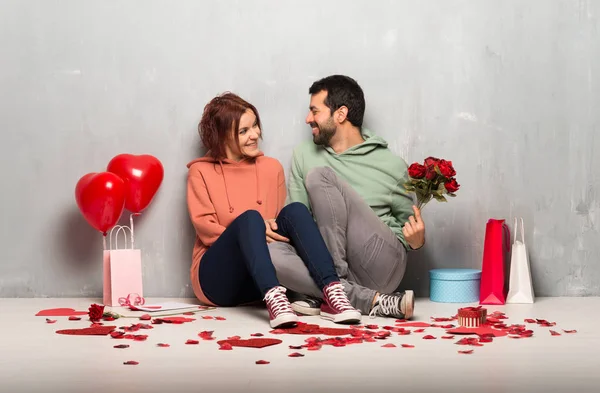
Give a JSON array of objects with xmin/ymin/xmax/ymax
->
[{"xmin": 199, "ymin": 202, "xmax": 339, "ymax": 307}]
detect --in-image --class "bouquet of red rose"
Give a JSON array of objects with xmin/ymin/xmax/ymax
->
[{"xmin": 404, "ymin": 156, "xmax": 460, "ymax": 209}]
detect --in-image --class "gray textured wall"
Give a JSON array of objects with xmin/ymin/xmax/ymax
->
[{"xmin": 1, "ymin": 0, "xmax": 599, "ymax": 298}]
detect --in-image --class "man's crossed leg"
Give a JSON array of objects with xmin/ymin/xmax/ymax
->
[{"xmin": 270, "ymin": 167, "xmax": 414, "ymax": 319}]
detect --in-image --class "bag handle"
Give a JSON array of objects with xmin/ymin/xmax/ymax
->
[
  {"xmin": 502, "ymin": 223, "xmax": 511, "ymax": 251},
  {"xmin": 102, "ymin": 213, "xmax": 138, "ymax": 250},
  {"xmin": 108, "ymin": 225, "xmax": 133, "ymax": 250},
  {"xmin": 513, "ymin": 217, "xmax": 525, "ymax": 244}
]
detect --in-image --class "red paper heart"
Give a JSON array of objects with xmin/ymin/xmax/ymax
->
[
  {"xmin": 56, "ymin": 326, "xmax": 117, "ymax": 335},
  {"xmin": 446, "ymin": 326, "xmax": 508, "ymax": 337},
  {"xmin": 107, "ymin": 154, "xmax": 164, "ymax": 213},
  {"xmin": 36, "ymin": 308, "xmax": 88, "ymax": 317},
  {"xmin": 156, "ymin": 317, "xmax": 195, "ymax": 323},
  {"xmin": 216, "ymin": 338, "xmax": 282, "ymax": 348},
  {"xmin": 395, "ymin": 322, "xmax": 432, "ymax": 328},
  {"xmin": 270, "ymin": 322, "xmax": 353, "ymax": 336}
]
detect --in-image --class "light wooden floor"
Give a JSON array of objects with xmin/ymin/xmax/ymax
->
[{"xmin": 1, "ymin": 297, "xmax": 599, "ymax": 393}]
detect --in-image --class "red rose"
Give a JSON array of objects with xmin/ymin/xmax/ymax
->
[
  {"xmin": 438, "ymin": 159, "xmax": 456, "ymax": 178},
  {"xmin": 88, "ymin": 304, "xmax": 105, "ymax": 321},
  {"xmin": 425, "ymin": 165, "xmax": 437, "ymax": 180},
  {"xmin": 408, "ymin": 163, "xmax": 427, "ymax": 179},
  {"xmin": 423, "ymin": 157, "xmax": 440, "ymax": 180},
  {"xmin": 444, "ymin": 178, "xmax": 460, "ymax": 193},
  {"xmin": 424, "ymin": 156, "xmax": 440, "ymax": 166}
]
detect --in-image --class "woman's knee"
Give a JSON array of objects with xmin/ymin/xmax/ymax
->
[
  {"xmin": 237, "ymin": 210, "xmax": 265, "ymax": 229},
  {"xmin": 280, "ymin": 202, "xmax": 311, "ymax": 219}
]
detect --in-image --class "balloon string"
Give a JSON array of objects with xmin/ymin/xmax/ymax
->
[
  {"xmin": 130, "ymin": 213, "xmax": 141, "ymax": 249},
  {"xmin": 130, "ymin": 214, "xmax": 134, "ymax": 249}
]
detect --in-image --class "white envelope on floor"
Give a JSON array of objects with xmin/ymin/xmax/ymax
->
[
  {"xmin": 506, "ymin": 217, "xmax": 535, "ymax": 303},
  {"xmin": 130, "ymin": 302, "xmax": 201, "ymax": 312}
]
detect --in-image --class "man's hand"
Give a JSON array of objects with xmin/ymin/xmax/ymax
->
[
  {"xmin": 403, "ymin": 205, "xmax": 425, "ymax": 250},
  {"xmin": 265, "ymin": 219, "xmax": 290, "ymax": 244}
]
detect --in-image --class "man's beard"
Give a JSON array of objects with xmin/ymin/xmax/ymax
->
[{"xmin": 311, "ymin": 118, "xmax": 336, "ymax": 146}]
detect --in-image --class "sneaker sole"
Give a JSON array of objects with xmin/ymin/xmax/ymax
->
[
  {"xmin": 401, "ymin": 290, "xmax": 415, "ymax": 319},
  {"xmin": 270, "ymin": 314, "xmax": 299, "ymax": 329},
  {"xmin": 320, "ymin": 310, "xmax": 362, "ymax": 324},
  {"xmin": 291, "ymin": 302, "xmax": 321, "ymax": 316}
]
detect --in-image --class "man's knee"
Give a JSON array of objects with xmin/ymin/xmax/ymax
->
[
  {"xmin": 305, "ymin": 166, "xmax": 336, "ymax": 191},
  {"xmin": 268, "ymin": 242, "xmax": 294, "ymax": 269}
]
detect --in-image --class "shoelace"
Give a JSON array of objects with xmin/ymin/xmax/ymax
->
[
  {"xmin": 368, "ymin": 293, "xmax": 401, "ymax": 319},
  {"xmin": 326, "ymin": 283, "xmax": 355, "ymax": 311},
  {"xmin": 264, "ymin": 287, "xmax": 294, "ymax": 316}
]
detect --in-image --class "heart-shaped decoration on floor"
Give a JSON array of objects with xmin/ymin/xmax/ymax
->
[
  {"xmin": 36, "ymin": 308, "xmax": 89, "ymax": 317},
  {"xmin": 446, "ymin": 325, "xmax": 508, "ymax": 337},
  {"xmin": 395, "ymin": 322, "xmax": 432, "ymax": 328},
  {"xmin": 155, "ymin": 317, "xmax": 195, "ymax": 324},
  {"xmin": 216, "ymin": 338, "xmax": 282, "ymax": 348},
  {"xmin": 270, "ymin": 322, "xmax": 354, "ymax": 336},
  {"xmin": 56, "ymin": 326, "xmax": 117, "ymax": 336}
]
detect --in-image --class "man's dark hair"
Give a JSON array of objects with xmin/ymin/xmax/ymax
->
[{"xmin": 309, "ymin": 75, "xmax": 365, "ymax": 128}]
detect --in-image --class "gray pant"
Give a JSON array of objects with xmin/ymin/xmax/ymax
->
[{"xmin": 269, "ymin": 166, "xmax": 407, "ymax": 314}]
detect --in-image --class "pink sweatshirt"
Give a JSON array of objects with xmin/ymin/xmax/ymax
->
[{"xmin": 186, "ymin": 152, "xmax": 286, "ymax": 306}]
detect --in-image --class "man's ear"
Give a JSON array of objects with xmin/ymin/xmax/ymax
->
[{"xmin": 335, "ymin": 106, "xmax": 349, "ymax": 124}]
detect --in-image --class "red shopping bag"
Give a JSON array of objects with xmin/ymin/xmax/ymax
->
[{"xmin": 479, "ymin": 218, "xmax": 511, "ymax": 305}]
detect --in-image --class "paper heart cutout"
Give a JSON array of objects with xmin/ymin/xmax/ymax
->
[
  {"xmin": 270, "ymin": 322, "xmax": 354, "ymax": 336},
  {"xmin": 217, "ymin": 338, "xmax": 282, "ymax": 348},
  {"xmin": 446, "ymin": 326, "xmax": 508, "ymax": 337},
  {"xmin": 395, "ymin": 322, "xmax": 432, "ymax": 328},
  {"xmin": 36, "ymin": 308, "xmax": 88, "ymax": 317},
  {"xmin": 56, "ymin": 326, "xmax": 117, "ymax": 335},
  {"xmin": 157, "ymin": 317, "xmax": 195, "ymax": 323}
]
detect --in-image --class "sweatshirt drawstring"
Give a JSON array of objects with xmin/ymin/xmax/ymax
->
[
  {"xmin": 219, "ymin": 159, "xmax": 262, "ymax": 213},
  {"xmin": 255, "ymin": 161, "xmax": 262, "ymax": 205},
  {"xmin": 219, "ymin": 160, "xmax": 234, "ymax": 213}
]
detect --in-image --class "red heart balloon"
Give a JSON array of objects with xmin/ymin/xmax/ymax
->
[
  {"xmin": 107, "ymin": 154, "xmax": 164, "ymax": 213},
  {"xmin": 75, "ymin": 172, "xmax": 126, "ymax": 234}
]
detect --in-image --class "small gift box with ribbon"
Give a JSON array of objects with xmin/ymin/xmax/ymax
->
[
  {"xmin": 103, "ymin": 216, "xmax": 144, "ymax": 307},
  {"xmin": 458, "ymin": 306, "xmax": 487, "ymax": 328}
]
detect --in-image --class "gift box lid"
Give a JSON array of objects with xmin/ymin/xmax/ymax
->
[{"xmin": 429, "ymin": 268, "xmax": 481, "ymax": 281}]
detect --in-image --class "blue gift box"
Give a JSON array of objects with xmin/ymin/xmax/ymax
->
[{"xmin": 429, "ymin": 268, "xmax": 482, "ymax": 303}]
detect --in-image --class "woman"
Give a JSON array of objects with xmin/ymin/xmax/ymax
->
[{"xmin": 186, "ymin": 92, "xmax": 361, "ymax": 328}]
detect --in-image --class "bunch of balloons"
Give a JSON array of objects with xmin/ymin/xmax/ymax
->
[{"xmin": 75, "ymin": 154, "xmax": 164, "ymax": 235}]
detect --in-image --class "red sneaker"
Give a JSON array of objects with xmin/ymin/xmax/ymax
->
[
  {"xmin": 263, "ymin": 286, "xmax": 299, "ymax": 328},
  {"xmin": 320, "ymin": 282, "xmax": 362, "ymax": 324}
]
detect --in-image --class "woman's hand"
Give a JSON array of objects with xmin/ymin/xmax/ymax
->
[{"xmin": 265, "ymin": 219, "xmax": 289, "ymax": 243}]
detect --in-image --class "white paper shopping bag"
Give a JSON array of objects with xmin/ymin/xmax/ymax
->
[
  {"xmin": 103, "ymin": 223, "xmax": 143, "ymax": 307},
  {"xmin": 506, "ymin": 217, "xmax": 535, "ymax": 303}
]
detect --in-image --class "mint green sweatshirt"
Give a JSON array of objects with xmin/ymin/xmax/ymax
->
[{"xmin": 287, "ymin": 129, "xmax": 415, "ymax": 250}]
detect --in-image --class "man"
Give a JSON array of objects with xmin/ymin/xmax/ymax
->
[{"xmin": 268, "ymin": 75, "xmax": 425, "ymax": 319}]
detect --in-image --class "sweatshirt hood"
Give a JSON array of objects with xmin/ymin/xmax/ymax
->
[
  {"xmin": 187, "ymin": 151, "xmax": 265, "ymax": 213},
  {"xmin": 324, "ymin": 128, "xmax": 388, "ymax": 156}
]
